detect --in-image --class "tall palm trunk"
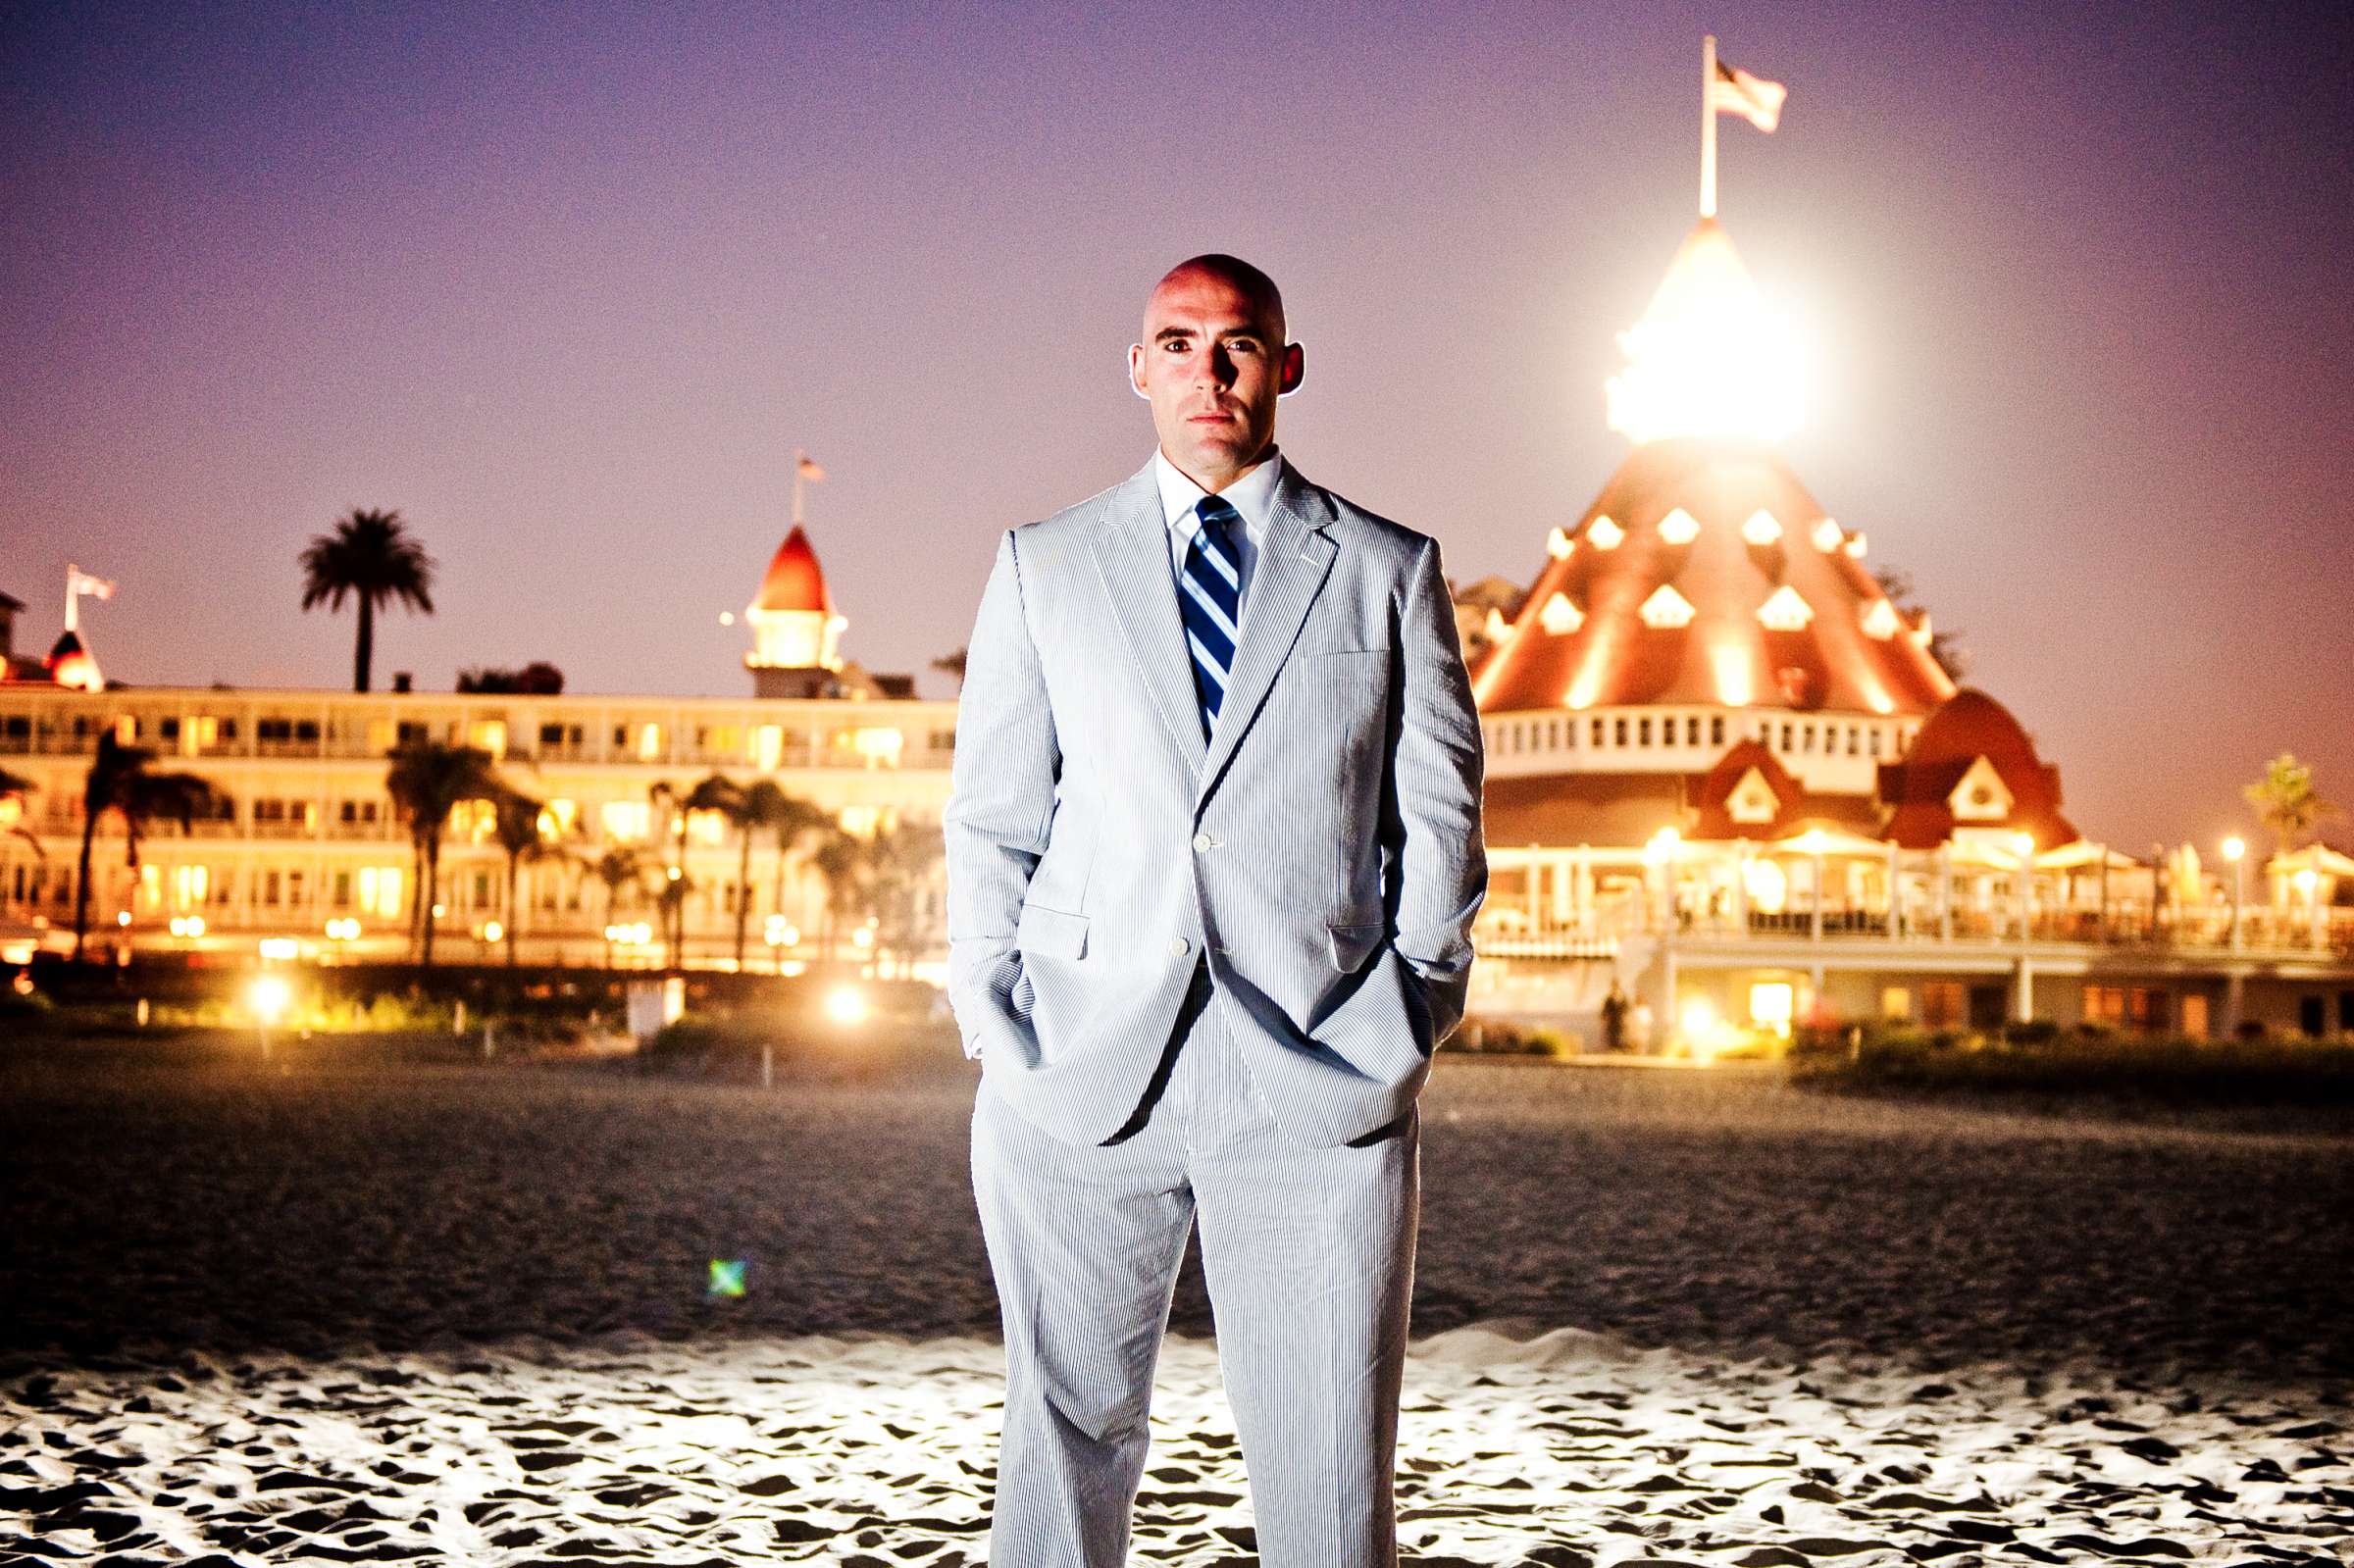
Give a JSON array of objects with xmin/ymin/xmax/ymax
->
[
  {"xmin": 72, "ymin": 811, "xmax": 97, "ymax": 961},
  {"xmin": 733, "ymin": 828, "xmax": 754, "ymax": 969},
  {"xmin": 353, "ymin": 593, "xmax": 375, "ymax": 693},
  {"xmin": 421, "ymin": 839, "xmax": 441, "ymax": 966},
  {"xmin": 505, "ymin": 855, "xmax": 521, "ymax": 969}
]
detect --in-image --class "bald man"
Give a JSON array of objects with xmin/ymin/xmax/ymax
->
[{"xmin": 945, "ymin": 254, "xmax": 1487, "ymax": 1565}]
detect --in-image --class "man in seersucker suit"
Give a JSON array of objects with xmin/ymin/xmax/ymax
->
[{"xmin": 944, "ymin": 253, "xmax": 1487, "ymax": 1566}]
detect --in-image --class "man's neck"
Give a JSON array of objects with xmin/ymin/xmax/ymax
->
[{"xmin": 1163, "ymin": 442, "xmax": 1279, "ymax": 497}]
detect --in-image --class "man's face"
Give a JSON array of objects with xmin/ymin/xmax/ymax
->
[{"xmin": 1128, "ymin": 265, "xmax": 1303, "ymax": 493}]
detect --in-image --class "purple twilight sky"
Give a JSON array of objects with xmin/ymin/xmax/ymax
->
[{"xmin": 4, "ymin": 0, "xmax": 2349, "ymax": 855}]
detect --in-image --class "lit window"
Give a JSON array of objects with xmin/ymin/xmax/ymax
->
[
  {"xmin": 1758, "ymin": 584, "xmax": 1814, "ymax": 630},
  {"xmin": 1812, "ymin": 518, "xmax": 1844, "ymax": 551},
  {"xmin": 1861, "ymin": 598, "xmax": 1901, "ymax": 640},
  {"xmin": 469, "ymin": 720, "xmax": 506, "ymax": 757},
  {"xmin": 1539, "ymin": 592, "xmax": 1582, "ymax": 635},
  {"xmin": 839, "ymin": 805, "xmax": 880, "ymax": 835},
  {"xmin": 1638, "ymin": 583, "xmax": 1694, "ymax": 628},
  {"xmin": 601, "ymin": 801, "xmax": 650, "ymax": 841},
  {"xmin": 637, "ymin": 724, "xmax": 663, "ymax": 762},
  {"xmin": 1741, "ymin": 509, "xmax": 1782, "ymax": 546},
  {"xmin": 1657, "ymin": 508, "xmax": 1699, "ymax": 545},
  {"xmin": 1586, "ymin": 515, "xmax": 1623, "ymax": 549},
  {"xmin": 755, "ymin": 725, "xmax": 785, "ymax": 771},
  {"xmin": 537, "ymin": 799, "xmax": 578, "ymax": 838},
  {"xmin": 1546, "ymin": 527, "xmax": 1574, "ymax": 559},
  {"xmin": 1749, "ymin": 981, "xmax": 1795, "ymax": 1036}
]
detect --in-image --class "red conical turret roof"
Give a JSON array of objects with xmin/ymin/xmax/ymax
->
[
  {"xmin": 1471, "ymin": 437, "xmax": 1955, "ymax": 719},
  {"xmin": 751, "ymin": 526, "xmax": 833, "ymax": 615}
]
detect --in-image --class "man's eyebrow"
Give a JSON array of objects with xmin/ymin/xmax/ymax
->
[{"xmin": 1152, "ymin": 325, "xmax": 1268, "ymax": 343}]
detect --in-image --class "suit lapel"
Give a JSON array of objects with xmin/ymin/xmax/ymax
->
[
  {"xmin": 1091, "ymin": 462, "xmax": 1208, "ymax": 779},
  {"xmin": 1198, "ymin": 463, "xmax": 1339, "ymax": 806}
]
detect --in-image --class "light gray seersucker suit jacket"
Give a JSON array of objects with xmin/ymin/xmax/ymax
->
[{"xmin": 943, "ymin": 456, "xmax": 1487, "ymax": 1149}]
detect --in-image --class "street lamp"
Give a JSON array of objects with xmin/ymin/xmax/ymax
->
[{"xmin": 2222, "ymin": 836, "xmax": 2245, "ymax": 952}]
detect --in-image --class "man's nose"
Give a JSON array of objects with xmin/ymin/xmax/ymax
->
[{"xmin": 1201, "ymin": 346, "xmax": 1236, "ymax": 387}]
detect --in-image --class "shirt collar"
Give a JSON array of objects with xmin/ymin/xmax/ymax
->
[{"xmin": 1152, "ymin": 446, "xmax": 1284, "ymax": 538}]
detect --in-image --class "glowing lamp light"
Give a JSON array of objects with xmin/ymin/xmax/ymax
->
[
  {"xmin": 45, "ymin": 631, "xmax": 105, "ymax": 693},
  {"xmin": 116, "ymin": 910, "xmax": 132, "ymax": 928},
  {"xmin": 850, "ymin": 927, "xmax": 875, "ymax": 950},
  {"xmin": 1743, "ymin": 856, "xmax": 1788, "ymax": 914},
  {"xmin": 2222, "ymin": 836, "xmax": 2245, "ymax": 863},
  {"xmin": 1605, "ymin": 221, "xmax": 1805, "ymax": 446},
  {"xmin": 432, "ymin": 902, "xmax": 447, "ymax": 918},
  {"xmin": 248, "ymin": 975, "xmax": 291, "ymax": 1024},
  {"xmin": 2011, "ymin": 831, "xmax": 2035, "ymax": 860},
  {"xmin": 824, "ymin": 985, "xmax": 869, "ymax": 1026},
  {"xmin": 259, "ymin": 936, "xmax": 300, "ymax": 960},
  {"xmin": 1748, "ymin": 981, "xmax": 1795, "ymax": 1037},
  {"xmin": 2294, "ymin": 868, "xmax": 2319, "ymax": 898},
  {"xmin": 1711, "ymin": 642, "xmax": 1753, "ymax": 707},
  {"xmin": 482, "ymin": 920, "xmax": 504, "ymax": 943},
  {"xmin": 1794, "ymin": 828, "xmax": 1828, "ymax": 856}
]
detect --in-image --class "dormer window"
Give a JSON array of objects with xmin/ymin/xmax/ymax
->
[
  {"xmin": 1586, "ymin": 515, "xmax": 1624, "ymax": 549},
  {"xmin": 1741, "ymin": 509, "xmax": 1782, "ymax": 546},
  {"xmin": 1658, "ymin": 507, "xmax": 1699, "ymax": 545},
  {"xmin": 1639, "ymin": 583, "xmax": 1694, "ymax": 628},
  {"xmin": 1539, "ymin": 592, "xmax": 1583, "ymax": 634},
  {"xmin": 1861, "ymin": 598, "xmax": 1901, "ymax": 640},
  {"xmin": 1547, "ymin": 526, "xmax": 1574, "ymax": 560},
  {"xmin": 1758, "ymin": 584, "xmax": 1814, "ymax": 631},
  {"xmin": 1811, "ymin": 517, "xmax": 1843, "ymax": 551}
]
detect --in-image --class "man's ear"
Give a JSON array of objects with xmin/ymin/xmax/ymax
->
[
  {"xmin": 1128, "ymin": 343, "xmax": 1151, "ymax": 400},
  {"xmin": 1278, "ymin": 341, "xmax": 1305, "ymax": 397}
]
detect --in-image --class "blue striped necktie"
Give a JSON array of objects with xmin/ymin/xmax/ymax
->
[{"xmin": 1178, "ymin": 494, "xmax": 1243, "ymax": 739}]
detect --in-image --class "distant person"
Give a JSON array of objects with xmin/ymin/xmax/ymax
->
[
  {"xmin": 943, "ymin": 253, "xmax": 1488, "ymax": 1565},
  {"xmin": 1601, "ymin": 979, "xmax": 1629, "ymax": 1052}
]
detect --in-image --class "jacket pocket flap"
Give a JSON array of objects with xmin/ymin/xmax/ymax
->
[
  {"xmin": 1327, "ymin": 920, "xmax": 1385, "ymax": 970},
  {"xmin": 1017, "ymin": 901, "xmax": 1090, "ymax": 961}
]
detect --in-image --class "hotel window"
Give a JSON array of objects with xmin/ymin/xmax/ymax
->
[
  {"xmin": 601, "ymin": 801, "xmax": 651, "ymax": 841},
  {"xmin": 357, "ymin": 866, "xmax": 403, "ymax": 918},
  {"xmin": 1869, "ymin": 729, "xmax": 1883, "ymax": 757},
  {"xmin": 263, "ymin": 870, "xmax": 281, "ymax": 906},
  {"xmin": 1802, "ymin": 724, "xmax": 1816, "ymax": 753},
  {"xmin": 1590, "ymin": 718, "xmax": 1604, "ymax": 746},
  {"xmin": 1613, "ymin": 718, "xmax": 1628, "ymax": 746},
  {"xmin": 1547, "ymin": 718, "xmax": 1561, "ymax": 749},
  {"xmin": 468, "ymin": 720, "xmax": 506, "ymax": 757},
  {"xmin": 1881, "ymin": 986, "xmax": 1913, "ymax": 1021},
  {"xmin": 1779, "ymin": 723, "xmax": 1792, "ymax": 750},
  {"xmin": 172, "ymin": 865, "xmax": 209, "ymax": 908},
  {"xmin": 929, "ymin": 728, "xmax": 956, "ymax": 752},
  {"xmin": 285, "ymin": 870, "xmax": 307, "ymax": 908},
  {"xmin": 755, "ymin": 724, "xmax": 786, "ymax": 770},
  {"xmin": 1710, "ymin": 716, "xmax": 1724, "ymax": 745},
  {"xmin": 1846, "ymin": 726, "xmax": 1859, "ymax": 755},
  {"xmin": 333, "ymin": 871, "xmax": 353, "ymax": 909},
  {"xmin": 1637, "ymin": 717, "xmax": 1652, "ymax": 745},
  {"xmin": 396, "ymin": 721, "xmax": 431, "ymax": 747}
]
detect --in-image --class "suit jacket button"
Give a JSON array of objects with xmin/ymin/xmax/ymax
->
[
  {"xmin": 1169, "ymin": 936, "xmax": 1191, "ymax": 957},
  {"xmin": 1192, "ymin": 832, "xmax": 1213, "ymax": 852}
]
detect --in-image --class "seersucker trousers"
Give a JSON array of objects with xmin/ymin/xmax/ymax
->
[{"xmin": 970, "ymin": 957, "xmax": 1419, "ymax": 1566}]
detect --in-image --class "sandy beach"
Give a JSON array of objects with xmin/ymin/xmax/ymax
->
[{"xmin": 3, "ymin": 1034, "xmax": 2349, "ymax": 1563}]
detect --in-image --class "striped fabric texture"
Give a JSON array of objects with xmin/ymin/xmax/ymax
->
[
  {"xmin": 970, "ymin": 963, "xmax": 1418, "ymax": 1566},
  {"xmin": 943, "ymin": 456, "xmax": 1489, "ymax": 1151},
  {"xmin": 1178, "ymin": 494, "xmax": 1243, "ymax": 737}
]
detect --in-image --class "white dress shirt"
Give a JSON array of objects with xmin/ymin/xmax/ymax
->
[{"xmin": 1153, "ymin": 446, "xmax": 1284, "ymax": 630}]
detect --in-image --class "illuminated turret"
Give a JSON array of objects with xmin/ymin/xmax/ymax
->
[{"xmin": 745, "ymin": 526, "xmax": 846, "ymax": 698}]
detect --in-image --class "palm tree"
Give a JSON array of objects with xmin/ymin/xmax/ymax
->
[
  {"xmin": 863, "ymin": 818, "xmax": 946, "ymax": 978},
  {"xmin": 489, "ymin": 787, "xmax": 569, "ymax": 968},
  {"xmin": 807, "ymin": 826, "xmax": 871, "ymax": 962},
  {"xmin": 384, "ymin": 740, "xmax": 499, "ymax": 967},
  {"xmin": 683, "ymin": 774, "xmax": 807, "ymax": 971},
  {"xmin": 0, "ymin": 769, "xmax": 39, "ymax": 903},
  {"xmin": 2243, "ymin": 753, "xmax": 2344, "ymax": 860},
  {"xmin": 589, "ymin": 846, "xmax": 649, "ymax": 969},
  {"xmin": 299, "ymin": 508, "xmax": 436, "ymax": 693},
  {"xmin": 72, "ymin": 733, "xmax": 228, "ymax": 961},
  {"xmin": 750, "ymin": 781, "xmax": 829, "ymax": 956},
  {"xmin": 646, "ymin": 781, "xmax": 691, "ymax": 968}
]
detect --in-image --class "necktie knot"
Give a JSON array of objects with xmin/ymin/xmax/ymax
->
[{"xmin": 1194, "ymin": 494, "xmax": 1240, "ymax": 551}]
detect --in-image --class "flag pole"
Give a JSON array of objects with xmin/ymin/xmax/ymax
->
[
  {"xmin": 1700, "ymin": 33, "xmax": 1718, "ymax": 220},
  {"xmin": 792, "ymin": 448, "xmax": 806, "ymax": 530}
]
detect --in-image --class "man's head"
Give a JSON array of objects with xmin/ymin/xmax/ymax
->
[{"xmin": 1128, "ymin": 254, "xmax": 1303, "ymax": 494}]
